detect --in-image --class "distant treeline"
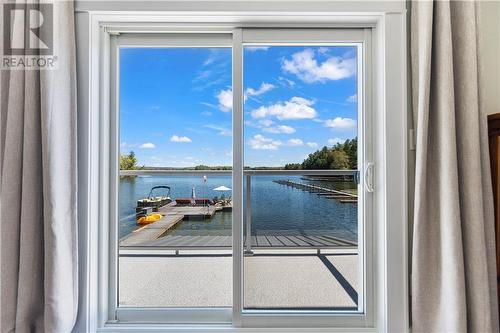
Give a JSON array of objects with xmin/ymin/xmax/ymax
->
[
  {"xmin": 284, "ymin": 138, "xmax": 357, "ymax": 170},
  {"xmin": 142, "ymin": 165, "xmax": 284, "ymax": 170},
  {"xmin": 120, "ymin": 138, "xmax": 357, "ymax": 171}
]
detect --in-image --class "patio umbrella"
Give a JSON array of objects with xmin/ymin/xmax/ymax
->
[
  {"xmin": 213, "ymin": 186, "xmax": 231, "ymax": 200},
  {"xmin": 213, "ymin": 186, "xmax": 231, "ymax": 191}
]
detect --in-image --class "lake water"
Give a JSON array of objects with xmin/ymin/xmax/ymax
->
[{"xmin": 119, "ymin": 175, "xmax": 358, "ymax": 242}]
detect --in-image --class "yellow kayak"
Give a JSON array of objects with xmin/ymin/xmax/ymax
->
[{"xmin": 137, "ymin": 213, "xmax": 162, "ymax": 225}]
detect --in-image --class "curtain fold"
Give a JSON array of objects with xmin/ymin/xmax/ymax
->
[
  {"xmin": 0, "ymin": 1, "xmax": 78, "ymax": 332},
  {"xmin": 411, "ymin": 0, "xmax": 499, "ymax": 331}
]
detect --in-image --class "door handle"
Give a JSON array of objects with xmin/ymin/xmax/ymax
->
[{"xmin": 364, "ymin": 162, "xmax": 374, "ymax": 193}]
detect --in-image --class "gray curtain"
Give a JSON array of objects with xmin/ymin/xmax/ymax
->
[
  {"xmin": 0, "ymin": 1, "xmax": 78, "ymax": 332},
  {"xmin": 411, "ymin": 0, "xmax": 499, "ymax": 331}
]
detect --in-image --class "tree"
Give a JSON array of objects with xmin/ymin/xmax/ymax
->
[
  {"xmin": 120, "ymin": 151, "xmax": 139, "ymax": 170},
  {"xmin": 343, "ymin": 138, "xmax": 357, "ymax": 169},
  {"xmin": 298, "ymin": 137, "xmax": 358, "ymax": 170},
  {"xmin": 284, "ymin": 163, "xmax": 302, "ymax": 170},
  {"xmin": 329, "ymin": 150, "xmax": 350, "ymax": 169}
]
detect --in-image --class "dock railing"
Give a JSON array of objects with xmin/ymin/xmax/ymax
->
[{"xmin": 119, "ymin": 169, "xmax": 358, "ymax": 251}]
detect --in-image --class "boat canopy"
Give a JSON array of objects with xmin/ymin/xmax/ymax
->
[{"xmin": 148, "ymin": 185, "xmax": 171, "ymax": 198}]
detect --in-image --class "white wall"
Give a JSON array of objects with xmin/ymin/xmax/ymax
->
[{"xmin": 480, "ymin": 1, "xmax": 500, "ymax": 115}]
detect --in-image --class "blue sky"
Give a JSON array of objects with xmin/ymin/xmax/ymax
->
[{"xmin": 120, "ymin": 46, "xmax": 358, "ymax": 167}]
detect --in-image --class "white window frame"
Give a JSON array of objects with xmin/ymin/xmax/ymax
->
[
  {"xmin": 235, "ymin": 28, "xmax": 372, "ymax": 328},
  {"xmin": 77, "ymin": 9, "xmax": 408, "ymax": 333},
  {"xmin": 111, "ymin": 32, "xmax": 235, "ymax": 325},
  {"xmin": 111, "ymin": 28, "xmax": 371, "ymax": 326}
]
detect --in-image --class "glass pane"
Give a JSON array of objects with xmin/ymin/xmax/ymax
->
[
  {"xmin": 118, "ymin": 47, "xmax": 232, "ymax": 308},
  {"xmin": 243, "ymin": 45, "xmax": 360, "ymax": 310}
]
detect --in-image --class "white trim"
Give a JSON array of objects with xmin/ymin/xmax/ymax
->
[
  {"xmin": 116, "ymin": 33, "xmax": 233, "ymax": 47},
  {"xmin": 241, "ymin": 28, "xmax": 366, "ymax": 43},
  {"xmin": 109, "ymin": 34, "xmax": 120, "ymax": 322},
  {"xmin": 77, "ymin": 9, "xmax": 408, "ymax": 333},
  {"xmin": 115, "ymin": 308, "xmax": 233, "ymax": 324},
  {"xmin": 98, "ymin": 324, "xmax": 378, "ymax": 333},
  {"xmin": 75, "ymin": 1, "xmax": 405, "ymax": 14},
  {"xmin": 99, "ymin": 21, "xmax": 113, "ymax": 327},
  {"xmin": 379, "ymin": 13, "xmax": 408, "ymax": 332},
  {"xmin": 359, "ymin": 27, "xmax": 374, "ymax": 326},
  {"xmin": 231, "ymin": 27, "xmax": 244, "ymax": 327}
]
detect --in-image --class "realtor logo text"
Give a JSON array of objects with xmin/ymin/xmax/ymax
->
[{"xmin": 2, "ymin": 3, "xmax": 56, "ymax": 69}]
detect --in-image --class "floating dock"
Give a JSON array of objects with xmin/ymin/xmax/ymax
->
[{"xmin": 273, "ymin": 180, "xmax": 358, "ymax": 203}]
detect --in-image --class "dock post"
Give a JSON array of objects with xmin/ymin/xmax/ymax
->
[{"xmin": 245, "ymin": 174, "xmax": 253, "ymax": 254}]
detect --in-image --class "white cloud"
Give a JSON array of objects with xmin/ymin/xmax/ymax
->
[
  {"xmin": 204, "ymin": 124, "xmax": 231, "ymax": 136},
  {"xmin": 328, "ymin": 138, "xmax": 346, "ymax": 146},
  {"xmin": 201, "ymin": 111, "xmax": 212, "ymax": 116},
  {"xmin": 121, "ymin": 142, "xmax": 136, "ymax": 149},
  {"xmin": 193, "ymin": 70, "xmax": 211, "ymax": 82},
  {"xmin": 170, "ymin": 135, "xmax": 192, "ymax": 143},
  {"xmin": 200, "ymin": 102, "xmax": 218, "ymax": 110},
  {"xmin": 347, "ymin": 94, "xmax": 357, "ymax": 103},
  {"xmin": 282, "ymin": 49, "xmax": 356, "ymax": 83},
  {"xmin": 246, "ymin": 46, "xmax": 270, "ymax": 52},
  {"xmin": 139, "ymin": 142, "xmax": 155, "ymax": 149},
  {"xmin": 245, "ymin": 82, "xmax": 275, "ymax": 100},
  {"xmin": 251, "ymin": 97, "xmax": 317, "ymax": 120},
  {"xmin": 193, "ymin": 77, "xmax": 226, "ymax": 92},
  {"xmin": 249, "ymin": 134, "xmax": 282, "ymax": 150},
  {"xmin": 287, "ymin": 138, "xmax": 304, "ymax": 146},
  {"xmin": 202, "ymin": 49, "xmax": 229, "ymax": 67},
  {"xmin": 306, "ymin": 142, "xmax": 318, "ymax": 148},
  {"xmin": 185, "ymin": 127, "xmax": 206, "ymax": 135},
  {"xmin": 263, "ymin": 125, "xmax": 296, "ymax": 134},
  {"xmin": 318, "ymin": 47, "xmax": 330, "ymax": 55},
  {"xmin": 244, "ymin": 120, "xmax": 254, "ymax": 127},
  {"xmin": 277, "ymin": 76, "xmax": 296, "ymax": 87},
  {"xmin": 324, "ymin": 117, "xmax": 357, "ymax": 130},
  {"xmin": 258, "ymin": 119, "xmax": 274, "ymax": 127},
  {"xmin": 217, "ymin": 88, "xmax": 233, "ymax": 112},
  {"xmin": 203, "ymin": 57, "xmax": 215, "ymax": 66}
]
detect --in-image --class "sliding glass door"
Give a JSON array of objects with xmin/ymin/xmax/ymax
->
[
  {"xmin": 114, "ymin": 34, "xmax": 234, "ymax": 319},
  {"xmin": 242, "ymin": 43, "xmax": 360, "ymax": 311},
  {"xmin": 111, "ymin": 29, "xmax": 372, "ymax": 325},
  {"xmin": 233, "ymin": 29, "xmax": 371, "ymax": 326}
]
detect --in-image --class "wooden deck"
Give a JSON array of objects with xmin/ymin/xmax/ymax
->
[{"xmin": 121, "ymin": 233, "xmax": 357, "ymax": 249}]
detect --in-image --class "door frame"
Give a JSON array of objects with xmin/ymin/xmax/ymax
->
[{"xmin": 77, "ymin": 9, "xmax": 408, "ymax": 333}]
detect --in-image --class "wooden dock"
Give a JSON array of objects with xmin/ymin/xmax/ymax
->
[
  {"xmin": 273, "ymin": 180, "xmax": 358, "ymax": 203},
  {"xmin": 120, "ymin": 203, "xmax": 229, "ymax": 247}
]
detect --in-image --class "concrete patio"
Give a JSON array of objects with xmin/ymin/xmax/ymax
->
[{"xmin": 119, "ymin": 249, "xmax": 358, "ymax": 310}]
